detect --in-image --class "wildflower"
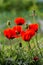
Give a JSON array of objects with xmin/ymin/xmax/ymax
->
[
  {"xmin": 20, "ymin": 31, "xmax": 25, "ymax": 36},
  {"xmin": 22, "ymin": 29, "xmax": 35, "ymax": 41},
  {"xmin": 26, "ymin": 29, "xmax": 35, "ymax": 37},
  {"xmin": 4, "ymin": 28, "xmax": 16, "ymax": 39},
  {"xmin": 29, "ymin": 24, "xmax": 38, "ymax": 32},
  {"xmin": 22, "ymin": 31, "xmax": 31, "ymax": 41},
  {"xmin": 14, "ymin": 17, "xmax": 25, "ymax": 25},
  {"xmin": 13, "ymin": 26, "xmax": 22, "ymax": 38}
]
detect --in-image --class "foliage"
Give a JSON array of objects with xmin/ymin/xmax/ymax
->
[
  {"xmin": 0, "ymin": 43, "xmax": 43, "ymax": 65},
  {"xmin": 0, "ymin": 0, "xmax": 43, "ymax": 12}
]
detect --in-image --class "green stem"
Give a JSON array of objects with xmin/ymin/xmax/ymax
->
[
  {"xmin": 35, "ymin": 33, "xmax": 42, "ymax": 57},
  {"xmin": 28, "ymin": 42, "xmax": 33, "ymax": 59},
  {"xmin": 10, "ymin": 39, "xmax": 12, "ymax": 51},
  {"xmin": 29, "ymin": 41, "xmax": 35, "ymax": 57},
  {"xmin": 33, "ymin": 38, "xmax": 39, "ymax": 56},
  {"xmin": 3, "ymin": 40, "xmax": 5, "ymax": 50},
  {"xmin": 3, "ymin": 43, "xmax": 4, "ymax": 50}
]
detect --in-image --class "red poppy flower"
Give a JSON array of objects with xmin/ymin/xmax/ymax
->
[
  {"xmin": 22, "ymin": 31, "xmax": 31, "ymax": 41},
  {"xmin": 4, "ymin": 28, "xmax": 16, "ymax": 39},
  {"xmin": 13, "ymin": 26, "xmax": 22, "ymax": 38},
  {"xmin": 22, "ymin": 29, "xmax": 35, "ymax": 41},
  {"xmin": 14, "ymin": 17, "xmax": 25, "ymax": 25},
  {"xmin": 29, "ymin": 24, "xmax": 38, "ymax": 32},
  {"xmin": 26, "ymin": 29, "xmax": 35, "ymax": 37},
  {"xmin": 11, "ymin": 28, "xmax": 16, "ymax": 38},
  {"xmin": 20, "ymin": 31, "xmax": 25, "ymax": 36},
  {"xmin": 33, "ymin": 56, "xmax": 39, "ymax": 61}
]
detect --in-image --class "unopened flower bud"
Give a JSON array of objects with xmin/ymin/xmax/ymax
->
[
  {"xmin": 19, "ymin": 43, "xmax": 22, "ymax": 47},
  {"xmin": 33, "ymin": 56, "xmax": 39, "ymax": 61},
  {"xmin": 25, "ymin": 24, "xmax": 29, "ymax": 29},
  {"xmin": 7, "ymin": 20, "xmax": 11, "ymax": 26}
]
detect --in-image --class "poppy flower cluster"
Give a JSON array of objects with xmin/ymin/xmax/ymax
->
[
  {"xmin": 4, "ymin": 17, "xmax": 38, "ymax": 41},
  {"xmin": 21, "ymin": 24, "xmax": 38, "ymax": 41}
]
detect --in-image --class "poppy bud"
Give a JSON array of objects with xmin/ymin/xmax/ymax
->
[
  {"xmin": 7, "ymin": 20, "xmax": 11, "ymax": 26},
  {"xmin": 33, "ymin": 56, "xmax": 39, "ymax": 61},
  {"xmin": 19, "ymin": 43, "xmax": 22, "ymax": 47},
  {"xmin": 25, "ymin": 24, "xmax": 29, "ymax": 29}
]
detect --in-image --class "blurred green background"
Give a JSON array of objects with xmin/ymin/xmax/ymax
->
[{"xmin": 0, "ymin": 0, "xmax": 43, "ymax": 43}]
